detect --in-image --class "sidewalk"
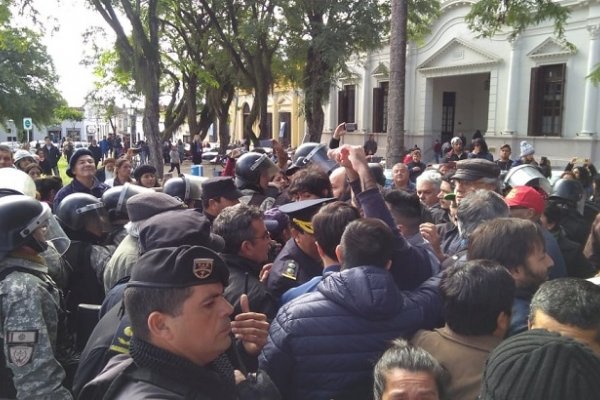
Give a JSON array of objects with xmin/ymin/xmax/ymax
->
[{"xmin": 162, "ymin": 160, "xmax": 223, "ymax": 178}]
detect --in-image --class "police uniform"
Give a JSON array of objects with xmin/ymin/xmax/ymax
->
[
  {"xmin": 266, "ymin": 198, "xmax": 333, "ymax": 299},
  {"xmin": 0, "ymin": 255, "xmax": 73, "ymax": 399}
]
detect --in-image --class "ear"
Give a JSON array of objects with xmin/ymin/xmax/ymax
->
[
  {"xmin": 239, "ymin": 239, "xmax": 253, "ymax": 256},
  {"xmin": 384, "ymin": 259, "xmax": 392, "ymax": 271},
  {"xmin": 290, "ymin": 227, "xmax": 301, "ymax": 240},
  {"xmin": 147, "ymin": 311, "xmax": 173, "ymax": 340},
  {"xmin": 315, "ymin": 241, "xmax": 326, "ymax": 259},
  {"xmin": 493, "ymin": 311, "xmax": 511, "ymax": 338},
  {"xmin": 335, "ymin": 244, "xmax": 344, "ymax": 265}
]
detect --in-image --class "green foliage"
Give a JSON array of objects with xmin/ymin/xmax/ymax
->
[
  {"xmin": 408, "ymin": 0, "xmax": 441, "ymax": 45},
  {"xmin": 54, "ymin": 105, "xmax": 84, "ymax": 122},
  {"xmin": 466, "ymin": 0, "xmax": 570, "ymax": 41},
  {"xmin": 588, "ymin": 64, "xmax": 600, "ymax": 86}
]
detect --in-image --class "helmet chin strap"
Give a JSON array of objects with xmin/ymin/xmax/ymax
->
[{"xmin": 24, "ymin": 236, "xmax": 49, "ymax": 254}]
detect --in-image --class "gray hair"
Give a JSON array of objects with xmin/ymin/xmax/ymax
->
[
  {"xmin": 212, "ymin": 203, "xmax": 264, "ymax": 254},
  {"xmin": 416, "ymin": 169, "xmax": 442, "ymax": 192},
  {"xmin": 374, "ymin": 339, "xmax": 449, "ymax": 400},
  {"xmin": 457, "ymin": 189, "xmax": 509, "ymax": 238}
]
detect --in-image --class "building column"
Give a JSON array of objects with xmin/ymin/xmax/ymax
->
[
  {"xmin": 581, "ymin": 24, "xmax": 600, "ymax": 136},
  {"xmin": 503, "ymin": 36, "xmax": 520, "ymax": 135}
]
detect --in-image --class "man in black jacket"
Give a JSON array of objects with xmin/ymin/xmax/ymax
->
[
  {"xmin": 42, "ymin": 136, "xmax": 61, "ymax": 176},
  {"xmin": 213, "ymin": 204, "xmax": 278, "ymax": 321}
]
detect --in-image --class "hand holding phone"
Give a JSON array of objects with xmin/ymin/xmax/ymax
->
[{"xmin": 345, "ymin": 122, "xmax": 357, "ymax": 132}]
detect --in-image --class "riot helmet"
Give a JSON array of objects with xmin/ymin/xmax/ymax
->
[
  {"xmin": 503, "ymin": 164, "xmax": 552, "ymax": 195},
  {"xmin": 55, "ymin": 192, "xmax": 111, "ymax": 235},
  {"xmin": 0, "ymin": 168, "xmax": 37, "ymax": 198},
  {"xmin": 163, "ymin": 174, "xmax": 208, "ymax": 203},
  {"xmin": 550, "ymin": 178, "xmax": 585, "ymax": 214},
  {"xmin": 0, "ymin": 195, "xmax": 70, "ymax": 259},
  {"xmin": 101, "ymin": 183, "xmax": 152, "ymax": 222},
  {"xmin": 235, "ymin": 152, "xmax": 279, "ymax": 191},
  {"xmin": 286, "ymin": 143, "xmax": 337, "ymax": 176}
]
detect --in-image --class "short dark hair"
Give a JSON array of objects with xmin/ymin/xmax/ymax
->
[
  {"xmin": 468, "ymin": 217, "xmax": 545, "ymax": 272},
  {"xmin": 441, "ymin": 260, "xmax": 515, "ymax": 335},
  {"xmin": 373, "ymin": 339, "xmax": 449, "ymax": 400},
  {"xmin": 288, "ymin": 165, "xmax": 333, "ymax": 199},
  {"xmin": 384, "ymin": 190, "xmax": 429, "ymax": 230},
  {"xmin": 340, "ymin": 218, "xmax": 394, "ymax": 269},
  {"xmin": 34, "ymin": 176, "xmax": 63, "ymax": 202},
  {"xmin": 312, "ymin": 201, "xmax": 360, "ymax": 260},
  {"xmin": 124, "ymin": 286, "xmax": 194, "ymax": 341},
  {"xmin": 529, "ymin": 278, "xmax": 600, "ymax": 341},
  {"xmin": 500, "ymin": 144, "xmax": 511, "ymax": 151},
  {"xmin": 212, "ymin": 204, "xmax": 264, "ymax": 254}
]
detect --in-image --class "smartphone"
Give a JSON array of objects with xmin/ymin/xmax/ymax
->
[{"xmin": 345, "ymin": 122, "xmax": 357, "ymax": 132}]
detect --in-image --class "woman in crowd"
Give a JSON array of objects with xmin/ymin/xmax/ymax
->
[
  {"xmin": 105, "ymin": 157, "xmax": 133, "ymax": 187},
  {"xmin": 133, "ymin": 164, "xmax": 160, "ymax": 188},
  {"xmin": 468, "ymin": 137, "xmax": 493, "ymax": 161},
  {"xmin": 25, "ymin": 163, "xmax": 43, "ymax": 180}
]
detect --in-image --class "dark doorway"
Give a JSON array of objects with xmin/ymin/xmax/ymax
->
[{"xmin": 441, "ymin": 92, "xmax": 456, "ymax": 144}]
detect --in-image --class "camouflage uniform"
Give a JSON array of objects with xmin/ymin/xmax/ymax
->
[{"xmin": 0, "ymin": 255, "xmax": 73, "ymax": 399}]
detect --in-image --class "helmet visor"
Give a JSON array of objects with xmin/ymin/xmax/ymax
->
[
  {"xmin": 251, "ymin": 154, "xmax": 279, "ymax": 180},
  {"xmin": 21, "ymin": 203, "xmax": 71, "ymax": 256},
  {"xmin": 301, "ymin": 144, "xmax": 337, "ymax": 175}
]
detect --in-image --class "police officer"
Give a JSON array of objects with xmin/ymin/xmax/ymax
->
[
  {"xmin": 163, "ymin": 174, "xmax": 207, "ymax": 209},
  {"xmin": 267, "ymin": 198, "xmax": 334, "ymax": 299},
  {"xmin": 0, "ymin": 195, "xmax": 73, "ymax": 399},
  {"xmin": 235, "ymin": 152, "xmax": 279, "ymax": 211}
]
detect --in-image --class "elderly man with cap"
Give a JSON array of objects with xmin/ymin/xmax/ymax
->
[
  {"xmin": 266, "ymin": 197, "xmax": 333, "ymax": 299},
  {"xmin": 80, "ymin": 245, "xmax": 280, "ymax": 399},
  {"xmin": 420, "ymin": 158, "xmax": 501, "ymax": 261},
  {"xmin": 53, "ymin": 148, "xmax": 110, "ymax": 209},
  {"xmin": 201, "ymin": 176, "xmax": 243, "ymax": 223},
  {"xmin": 505, "ymin": 186, "xmax": 568, "ymax": 279}
]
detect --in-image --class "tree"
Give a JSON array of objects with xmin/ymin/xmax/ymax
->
[
  {"xmin": 198, "ymin": 0, "xmax": 284, "ymax": 145},
  {"xmin": 88, "ymin": 0, "xmax": 164, "ymax": 174},
  {"xmin": 0, "ymin": 4, "xmax": 64, "ymax": 131},
  {"xmin": 386, "ymin": 0, "xmax": 439, "ymax": 166},
  {"xmin": 281, "ymin": 1, "xmax": 389, "ymax": 142}
]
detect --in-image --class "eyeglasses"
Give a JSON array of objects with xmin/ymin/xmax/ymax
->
[{"xmin": 252, "ymin": 231, "xmax": 271, "ymax": 241}]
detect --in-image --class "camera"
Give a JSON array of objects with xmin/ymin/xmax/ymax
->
[{"xmin": 345, "ymin": 122, "xmax": 357, "ymax": 132}]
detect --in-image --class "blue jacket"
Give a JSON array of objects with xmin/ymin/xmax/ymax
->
[{"xmin": 259, "ymin": 266, "xmax": 442, "ymax": 400}]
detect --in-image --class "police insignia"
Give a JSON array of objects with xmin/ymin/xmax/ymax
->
[
  {"xmin": 193, "ymin": 258, "xmax": 214, "ymax": 279},
  {"xmin": 8, "ymin": 345, "xmax": 34, "ymax": 367},
  {"xmin": 282, "ymin": 260, "xmax": 298, "ymax": 280}
]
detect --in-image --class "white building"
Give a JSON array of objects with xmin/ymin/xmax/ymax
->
[{"xmin": 319, "ymin": 0, "xmax": 600, "ymax": 165}]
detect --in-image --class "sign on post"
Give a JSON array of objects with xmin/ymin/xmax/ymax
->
[{"xmin": 23, "ymin": 117, "xmax": 32, "ymax": 143}]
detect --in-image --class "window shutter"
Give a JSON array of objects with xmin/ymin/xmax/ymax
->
[
  {"xmin": 527, "ymin": 67, "xmax": 542, "ymax": 136},
  {"xmin": 372, "ymin": 87, "xmax": 382, "ymax": 132},
  {"xmin": 338, "ymin": 90, "xmax": 346, "ymax": 124}
]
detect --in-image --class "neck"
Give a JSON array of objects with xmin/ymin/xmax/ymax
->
[
  {"xmin": 77, "ymin": 176, "xmax": 95, "ymax": 188},
  {"xmin": 321, "ymin": 255, "xmax": 338, "ymax": 268}
]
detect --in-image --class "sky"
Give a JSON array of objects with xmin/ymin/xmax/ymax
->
[{"xmin": 33, "ymin": 0, "xmax": 116, "ymax": 107}]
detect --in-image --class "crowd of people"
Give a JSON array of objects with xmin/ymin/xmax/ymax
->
[{"xmin": 0, "ymin": 123, "xmax": 600, "ymax": 400}]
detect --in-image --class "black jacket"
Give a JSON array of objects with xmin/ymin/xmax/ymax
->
[{"xmin": 220, "ymin": 253, "xmax": 278, "ymax": 321}]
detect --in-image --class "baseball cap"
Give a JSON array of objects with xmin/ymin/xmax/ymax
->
[{"xmin": 505, "ymin": 186, "xmax": 545, "ymax": 215}]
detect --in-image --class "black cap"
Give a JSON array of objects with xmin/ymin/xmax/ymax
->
[
  {"xmin": 453, "ymin": 159, "xmax": 500, "ymax": 181},
  {"xmin": 279, "ymin": 197, "xmax": 335, "ymax": 234},
  {"xmin": 481, "ymin": 329, "xmax": 600, "ymax": 400},
  {"xmin": 66, "ymin": 148, "xmax": 94, "ymax": 178},
  {"xmin": 139, "ymin": 208, "xmax": 225, "ymax": 253},
  {"xmin": 128, "ymin": 245, "xmax": 229, "ymax": 289},
  {"xmin": 201, "ymin": 176, "xmax": 243, "ymax": 201}
]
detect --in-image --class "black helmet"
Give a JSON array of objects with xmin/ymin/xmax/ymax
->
[
  {"xmin": 101, "ymin": 183, "xmax": 151, "ymax": 221},
  {"xmin": 0, "ymin": 195, "xmax": 66, "ymax": 257},
  {"xmin": 550, "ymin": 179, "xmax": 583, "ymax": 204},
  {"xmin": 55, "ymin": 193, "xmax": 109, "ymax": 232},
  {"xmin": 286, "ymin": 143, "xmax": 337, "ymax": 176},
  {"xmin": 235, "ymin": 152, "xmax": 279, "ymax": 190},
  {"xmin": 163, "ymin": 174, "xmax": 208, "ymax": 202}
]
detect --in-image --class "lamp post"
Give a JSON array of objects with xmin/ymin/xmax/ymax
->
[{"xmin": 129, "ymin": 106, "xmax": 137, "ymax": 144}]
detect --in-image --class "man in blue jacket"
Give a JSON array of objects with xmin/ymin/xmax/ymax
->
[{"xmin": 258, "ymin": 218, "xmax": 442, "ymax": 400}]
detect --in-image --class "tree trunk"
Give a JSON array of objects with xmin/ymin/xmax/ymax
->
[
  {"xmin": 304, "ymin": 46, "xmax": 329, "ymax": 143},
  {"xmin": 386, "ymin": 0, "xmax": 408, "ymax": 167}
]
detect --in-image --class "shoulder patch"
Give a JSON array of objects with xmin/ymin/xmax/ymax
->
[
  {"xmin": 281, "ymin": 260, "xmax": 298, "ymax": 281},
  {"xmin": 7, "ymin": 330, "xmax": 38, "ymax": 344},
  {"xmin": 8, "ymin": 345, "xmax": 34, "ymax": 367}
]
